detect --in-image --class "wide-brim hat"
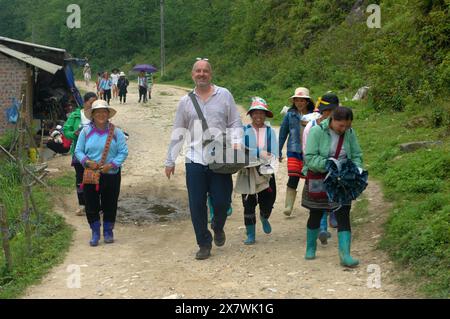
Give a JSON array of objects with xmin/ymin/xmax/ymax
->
[
  {"xmin": 317, "ymin": 93, "xmax": 340, "ymax": 112},
  {"xmin": 289, "ymin": 87, "xmax": 311, "ymax": 102},
  {"xmin": 84, "ymin": 100, "xmax": 117, "ymax": 119},
  {"xmin": 247, "ymin": 97, "xmax": 273, "ymax": 118},
  {"xmin": 119, "ymin": 71, "xmax": 126, "ymax": 76}
]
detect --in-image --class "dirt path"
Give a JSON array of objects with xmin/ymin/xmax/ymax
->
[{"xmin": 24, "ymin": 81, "xmax": 417, "ymax": 299}]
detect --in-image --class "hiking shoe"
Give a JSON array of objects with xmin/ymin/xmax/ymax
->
[
  {"xmin": 75, "ymin": 206, "xmax": 85, "ymax": 216},
  {"xmin": 213, "ymin": 229, "xmax": 226, "ymax": 247},
  {"xmin": 195, "ymin": 246, "xmax": 211, "ymax": 260},
  {"xmin": 319, "ymin": 230, "xmax": 329, "ymax": 245}
]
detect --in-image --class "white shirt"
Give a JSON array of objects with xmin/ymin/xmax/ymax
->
[
  {"xmin": 329, "ymin": 129, "xmax": 347, "ymax": 160},
  {"xmin": 111, "ymin": 73, "xmax": 120, "ymax": 85},
  {"xmin": 80, "ymin": 110, "xmax": 91, "ymax": 128},
  {"xmin": 165, "ymin": 85, "xmax": 243, "ymax": 166}
]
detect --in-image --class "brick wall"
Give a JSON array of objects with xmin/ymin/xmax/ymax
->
[{"xmin": 0, "ymin": 53, "xmax": 27, "ymax": 135}]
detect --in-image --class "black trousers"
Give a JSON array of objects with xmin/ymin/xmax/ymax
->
[
  {"xmin": 119, "ymin": 91, "xmax": 127, "ymax": 103},
  {"xmin": 308, "ymin": 205, "xmax": 351, "ymax": 232},
  {"xmin": 138, "ymin": 86, "xmax": 147, "ymax": 102},
  {"xmin": 103, "ymin": 89, "xmax": 111, "ymax": 104},
  {"xmin": 73, "ymin": 162, "xmax": 85, "ymax": 206},
  {"xmin": 83, "ymin": 171, "xmax": 121, "ymax": 224},
  {"xmin": 242, "ymin": 175, "xmax": 276, "ymax": 226},
  {"xmin": 287, "ymin": 176, "xmax": 300, "ymax": 189},
  {"xmin": 47, "ymin": 140, "xmax": 69, "ymax": 154}
]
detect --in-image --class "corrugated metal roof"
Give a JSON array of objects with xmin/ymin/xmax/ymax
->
[
  {"xmin": 0, "ymin": 36, "xmax": 66, "ymax": 53},
  {"xmin": 0, "ymin": 44, "xmax": 63, "ymax": 74}
]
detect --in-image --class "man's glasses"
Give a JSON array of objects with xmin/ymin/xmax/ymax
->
[{"xmin": 196, "ymin": 57, "xmax": 209, "ymax": 61}]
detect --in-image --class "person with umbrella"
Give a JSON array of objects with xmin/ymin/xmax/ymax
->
[
  {"xmin": 133, "ymin": 64, "xmax": 157, "ymax": 103},
  {"xmin": 301, "ymin": 106, "xmax": 364, "ymax": 267},
  {"xmin": 138, "ymin": 71, "xmax": 148, "ymax": 103}
]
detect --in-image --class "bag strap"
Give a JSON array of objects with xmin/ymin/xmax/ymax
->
[
  {"xmin": 99, "ymin": 124, "xmax": 115, "ymax": 166},
  {"xmin": 333, "ymin": 134, "xmax": 345, "ymax": 159},
  {"xmin": 266, "ymin": 126, "xmax": 271, "ymax": 154},
  {"xmin": 189, "ymin": 91, "xmax": 209, "ymax": 132}
]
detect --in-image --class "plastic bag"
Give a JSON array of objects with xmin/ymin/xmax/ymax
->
[{"xmin": 5, "ymin": 97, "xmax": 20, "ymax": 124}]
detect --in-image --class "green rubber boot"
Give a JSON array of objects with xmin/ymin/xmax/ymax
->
[
  {"xmin": 283, "ymin": 187, "xmax": 297, "ymax": 216},
  {"xmin": 260, "ymin": 216, "xmax": 272, "ymax": 234},
  {"xmin": 305, "ymin": 228, "xmax": 319, "ymax": 260},
  {"xmin": 338, "ymin": 231, "xmax": 359, "ymax": 267},
  {"xmin": 244, "ymin": 224, "xmax": 256, "ymax": 245}
]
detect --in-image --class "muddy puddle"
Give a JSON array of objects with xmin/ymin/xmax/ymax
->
[{"xmin": 117, "ymin": 196, "xmax": 188, "ymax": 225}]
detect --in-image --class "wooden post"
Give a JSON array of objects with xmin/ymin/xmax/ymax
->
[
  {"xmin": 0, "ymin": 205, "xmax": 13, "ymax": 271},
  {"xmin": 18, "ymin": 84, "xmax": 32, "ymax": 256}
]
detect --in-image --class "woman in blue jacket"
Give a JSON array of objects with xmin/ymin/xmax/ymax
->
[
  {"xmin": 278, "ymin": 87, "xmax": 314, "ymax": 217},
  {"xmin": 75, "ymin": 100, "xmax": 128, "ymax": 246},
  {"xmin": 241, "ymin": 97, "xmax": 278, "ymax": 245}
]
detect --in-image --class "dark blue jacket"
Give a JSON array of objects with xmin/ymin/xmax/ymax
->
[{"xmin": 279, "ymin": 108, "xmax": 302, "ymax": 158}]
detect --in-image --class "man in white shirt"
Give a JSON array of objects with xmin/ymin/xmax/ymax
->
[{"xmin": 165, "ymin": 59, "xmax": 243, "ymax": 260}]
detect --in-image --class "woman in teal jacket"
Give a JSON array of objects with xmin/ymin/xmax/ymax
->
[
  {"xmin": 301, "ymin": 107, "xmax": 363, "ymax": 267},
  {"xmin": 63, "ymin": 92, "xmax": 98, "ymax": 216}
]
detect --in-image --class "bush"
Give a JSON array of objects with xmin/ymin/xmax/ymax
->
[{"xmin": 383, "ymin": 148, "xmax": 449, "ymax": 196}]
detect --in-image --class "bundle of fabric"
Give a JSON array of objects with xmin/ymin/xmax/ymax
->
[
  {"xmin": 234, "ymin": 165, "xmax": 271, "ymax": 196},
  {"xmin": 324, "ymin": 158, "xmax": 368, "ymax": 206}
]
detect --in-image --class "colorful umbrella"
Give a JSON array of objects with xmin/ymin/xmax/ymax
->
[{"xmin": 132, "ymin": 64, "xmax": 158, "ymax": 73}]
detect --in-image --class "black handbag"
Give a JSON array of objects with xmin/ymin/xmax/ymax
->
[{"xmin": 189, "ymin": 91, "xmax": 248, "ymax": 174}]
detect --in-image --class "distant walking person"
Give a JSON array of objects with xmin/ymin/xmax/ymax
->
[
  {"xmin": 138, "ymin": 71, "xmax": 148, "ymax": 103},
  {"xmin": 83, "ymin": 63, "xmax": 91, "ymax": 86},
  {"xmin": 164, "ymin": 59, "xmax": 243, "ymax": 260},
  {"xmin": 111, "ymin": 69, "xmax": 120, "ymax": 100},
  {"xmin": 96, "ymin": 72, "xmax": 103, "ymax": 99},
  {"xmin": 117, "ymin": 72, "xmax": 129, "ymax": 104},
  {"xmin": 99, "ymin": 72, "xmax": 112, "ymax": 105}
]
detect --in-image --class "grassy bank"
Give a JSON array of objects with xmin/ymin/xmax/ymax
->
[
  {"xmin": 348, "ymin": 101, "xmax": 449, "ymax": 298},
  {"xmin": 0, "ymin": 155, "xmax": 73, "ymax": 298}
]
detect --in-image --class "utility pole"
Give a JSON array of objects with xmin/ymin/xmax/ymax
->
[{"xmin": 160, "ymin": 0, "xmax": 165, "ymax": 77}]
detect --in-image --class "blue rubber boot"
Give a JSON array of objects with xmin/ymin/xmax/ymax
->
[
  {"xmin": 103, "ymin": 222, "xmax": 115, "ymax": 244},
  {"xmin": 227, "ymin": 206, "xmax": 233, "ymax": 217},
  {"xmin": 338, "ymin": 231, "xmax": 359, "ymax": 267},
  {"xmin": 244, "ymin": 224, "xmax": 256, "ymax": 245},
  {"xmin": 329, "ymin": 211, "xmax": 338, "ymax": 228},
  {"xmin": 260, "ymin": 216, "xmax": 272, "ymax": 234},
  {"xmin": 208, "ymin": 195, "xmax": 232, "ymax": 222},
  {"xmin": 319, "ymin": 212, "xmax": 331, "ymax": 245},
  {"xmin": 89, "ymin": 221, "xmax": 101, "ymax": 247},
  {"xmin": 305, "ymin": 228, "xmax": 319, "ymax": 260},
  {"xmin": 207, "ymin": 196, "xmax": 214, "ymax": 223}
]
